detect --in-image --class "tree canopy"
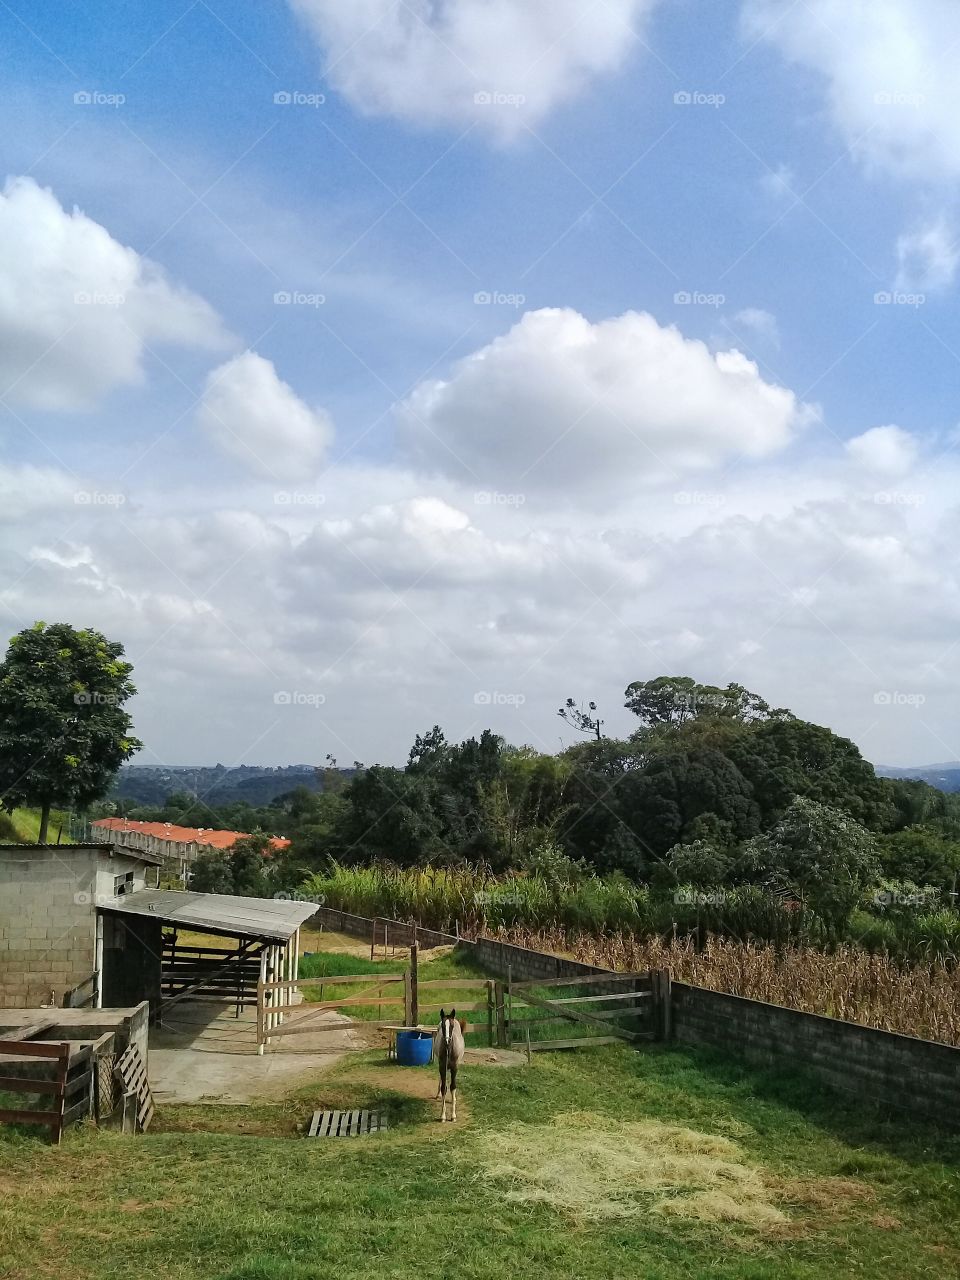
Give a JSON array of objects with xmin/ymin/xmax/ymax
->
[{"xmin": 0, "ymin": 622, "xmax": 141, "ymax": 841}]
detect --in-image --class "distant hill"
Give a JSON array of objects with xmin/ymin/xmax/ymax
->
[
  {"xmin": 110, "ymin": 764, "xmax": 325, "ymax": 807},
  {"xmin": 875, "ymin": 763, "xmax": 960, "ymax": 793}
]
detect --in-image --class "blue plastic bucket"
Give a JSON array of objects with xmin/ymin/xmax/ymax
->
[{"xmin": 395, "ymin": 1029, "xmax": 433, "ymax": 1066}]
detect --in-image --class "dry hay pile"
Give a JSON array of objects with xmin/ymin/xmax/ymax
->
[{"xmin": 468, "ymin": 1111, "xmax": 785, "ymax": 1227}]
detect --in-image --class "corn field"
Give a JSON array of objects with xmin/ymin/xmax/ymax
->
[
  {"xmin": 493, "ymin": 927, "xmax": 960, "ymax": 1048},
  {"xmin": 304, "ymin": 862, "xmax": 960, "ymax": 1046}
]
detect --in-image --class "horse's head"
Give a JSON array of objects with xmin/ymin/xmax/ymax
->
[{"xmin": 438, "ymin": 1007, "xmax": 458, "ymax": 1046}]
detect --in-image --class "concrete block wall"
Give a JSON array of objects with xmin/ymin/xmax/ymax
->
[
  {"xmin": 469, "ymin": 936, "xmax": 610, "ymax": 982},
  {"xmin": 672, "ymin": 983, "xmax": 960, "ymax": 1125},
  {"xmin": 0, "ymin": 845, "xmax": 98, "ymax": 1007}
]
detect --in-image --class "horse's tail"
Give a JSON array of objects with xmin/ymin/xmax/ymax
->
[{"xmin": 457, "ymin": 1017, "xmax": 467, "ymax": 1035}]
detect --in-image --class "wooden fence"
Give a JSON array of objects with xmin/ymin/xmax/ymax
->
[
  {"xmin": 256, "ymin": 945, "xmax": 670, "ymax": 1053},
  {"xmin": 0, "ymin": 1038, "xmax": 99, "ymax": 1144}
]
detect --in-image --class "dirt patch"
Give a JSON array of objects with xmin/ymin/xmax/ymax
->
[{"xmin": 469, "ymin": 1111, "xmax": 786, "ymax": 1227}]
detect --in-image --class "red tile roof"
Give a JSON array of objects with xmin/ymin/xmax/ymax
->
[{"xmin": 91, "ymin": 817, "xmax": 290, "ymax": 852}]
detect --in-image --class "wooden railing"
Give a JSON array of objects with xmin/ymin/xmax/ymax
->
[{"xmin": 0, "ymin": 1039, "xmax": 96, "ymax": 1144}]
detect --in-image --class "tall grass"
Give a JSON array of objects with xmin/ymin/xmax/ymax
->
[
  {"xmin": 303, "ymin": 862, "xmax": 810, "ymax": 942},
  {"xmin": 303, "ymin": 862, "xmax": 960, "ymax": 963}
]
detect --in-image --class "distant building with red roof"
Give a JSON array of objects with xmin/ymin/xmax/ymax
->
[{"xmin": 90, "ymin": 817, "xmax": 290, "ymax": 878}]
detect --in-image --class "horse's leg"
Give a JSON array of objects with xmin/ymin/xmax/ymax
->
[
  {"xmin": 439, "ymin": 1059, "xmax": 448, "ymax": 1121},
  {"xmin": 435, "ymin": 1053, "xmax": 443, "ymax": 1100},
  {"xmin": 449, "ymin": 1059, "xmax": 458, "ymax": 1122}
]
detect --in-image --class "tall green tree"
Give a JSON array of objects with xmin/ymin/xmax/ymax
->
[{"xmin": 0, "ymin": 622, "xmax": 142, "ymax": 842}]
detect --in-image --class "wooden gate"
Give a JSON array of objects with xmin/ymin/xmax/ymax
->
[{"xmin": 501, "ymin": 970, "xmax": 670, "ymax": 1052}]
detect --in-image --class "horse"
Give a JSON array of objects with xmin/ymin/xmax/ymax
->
[{"xmin": 435, "ymin": 1007, "xmax": 465, "ymax": 1122}]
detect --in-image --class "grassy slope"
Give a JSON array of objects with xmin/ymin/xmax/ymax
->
[
  {"xmin": 1, "ymin": 1025, "xmax": 959, "ymax": 1277},
  {"xmin": 3, "ymin": 808, "xmax": 72, "ymax": 843}
]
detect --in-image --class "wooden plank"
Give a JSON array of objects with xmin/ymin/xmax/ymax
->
[
  {"xmin": 1, "ymin": 1021, "xmax": 56, "ymax": 1042},
  {"xmin": 0, "ymin": 1039, "xmax": 71, "ymax": 1060},
  {"xmin": 327, "ymin": 1110, "xmax": 341, "ymax": 1137},
  {"xmin": 518, "ymin": 989, "xmax": 646, "ymax": 1040},
  {"xmin": 548, "ymin": 991, "xmax": 651, "ymax": 1006},
  {"xmin": 307, "ymin": 1110, "xmax": 321, "ymax": 1137},
  {"xmin": 0, "ymin": 1075, "xmax": 61, "ymax": 1095},
  {"xmin": 259, "ymin": 974, "xmax": 405, "ymax": 991},
  {"xmin": 0, "ymin": 1107, "xmax": 59, "ymax": 1127},
  {"xmin": 62, "ymin": 1096, "xmax": 92, "ymax": 1127},
  {"xmin": 414, "ymin": 979, "xmax": 493, "ymax": 990},
  {"xmin": 63, "ymin": 1069, "xmax": 94, "ymax": 1098}
]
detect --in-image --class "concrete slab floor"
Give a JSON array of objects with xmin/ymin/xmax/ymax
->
[{"xmin": 149, "ymin": 1003, "xmax": 369, "ymax": 1105}]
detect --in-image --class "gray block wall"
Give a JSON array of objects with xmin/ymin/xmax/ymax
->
[
  {"xmin": 0, "ymin": 845, "xmax": 99, "ymax": 1007},
  {"xmin": 671, "ymin": 982, "xmax": 960, "ymax": 1124}
]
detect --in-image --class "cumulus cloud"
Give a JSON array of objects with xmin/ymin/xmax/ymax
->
[
  {"xmin": 742, "ymin": 0, "xmax": 960, "ymax": 183},
  {"xmin": 196, "ymin": 351, "xmax": 335, "ymax": 480},
  {"xmin": 0, "ymin": 176, "xmax": 229, "ymax": 411},
  {"xmin": 288, "ymin": 0, "xmax": 655, "ymax": 139},
  {"xmin": 846, "ymin": 424, "xmax": 919, "ymax": 476},
  {"xmin": 398, "ymin": 307, "xmax": 813, "ymax": 498},
  {"xmin": 895, "ymin": 216, "xmax": 959, "ymax": 291}
]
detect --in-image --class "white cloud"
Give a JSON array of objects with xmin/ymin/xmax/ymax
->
[
  {"xmin": 398, "ymin": 307, "xmax": 813, "ymax": 498},
  {"xmin": 289, "ymin": 0, "xmax": 655, "ymax": 139},
  {"xmin": 0, "ymin": 176, "xmax": 229, "ymax": 411},
  {"xmin": 846, "ymin": 424, "xmax": 919, "ymax": 476},
  {"xmin": 895, "ymin": 216, "xmax": 959, "ymax": 291},
  {"xmin": 197, "ymin": 351, "xmax": 335, "ymax": 480},
  {"xmin": 742, "ymin": 0, "xmax": 960, "ymax": 183},
  {"xmin": 731, "ymin": 308, "xmax": 781, "ymax": 348}
]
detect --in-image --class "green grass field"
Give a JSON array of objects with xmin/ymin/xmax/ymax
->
[
  {"xmin": 2, "ymin": 1028, "xmax": 959, "ymax": 1278},
  {"xmin": 0, "ymin": 807, "xmax": 72, "ymax": 843}
]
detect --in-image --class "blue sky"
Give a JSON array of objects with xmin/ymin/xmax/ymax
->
[{"xmin": 2, "ymin": 0, "xmax": 960, "ymax": 768}]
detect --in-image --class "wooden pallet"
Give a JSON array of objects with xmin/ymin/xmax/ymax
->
[
  {"xmin": 306, "ymin": 1109, "xmax": 388, "ymax": 1138},
  {"xmin": 114, "ymin": 1044, "xmax": 154, "ymax": 1132}
]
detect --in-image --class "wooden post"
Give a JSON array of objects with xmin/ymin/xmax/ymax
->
[
  {"xmin": 256, "ymin": 951, "xmax": 266, "ymax": 1055},
  {"xmin": 525, "ymin": 1026, "xmax": 532, "ymax": 1065},
  {"xmin": 486, "ymin": 979, "xmax": 494, "ymax": 1047},
  {"xmin": 506, "ymin": 963, "xmax": 512, "ymax": 1049},
  {"xmin": 370, "ymin": 917, "xmax": 377, "ymax": 962},
  {"xmin": 662, "ymin": 968, "xmax": 672, "ymax": 1042},
  {"xmin": 494, "ymin": 981, "xmax": 506, "ymax": 1048},
  {"xmin": 403, "ymin": 969, "xmax": 412, "ymax": 1027},
  {"xmin": 410, "ymin": 942, "xmax": 419, "ymax": 1029}
]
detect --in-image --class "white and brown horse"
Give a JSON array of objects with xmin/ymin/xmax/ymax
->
[{"xmin": 435, "ymin": 1008, "xmax": 465, "ymax": 1122}]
